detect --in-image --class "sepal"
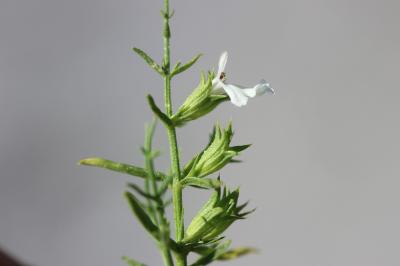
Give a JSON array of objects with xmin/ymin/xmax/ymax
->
[
  {"xmin": 183, "ymin": 187, "xmax": 252, "ymax": 244},
  {"xmin": 182, "ymin": 123, "xmax": 250, "ymax": 178},
  {"xmin": 172, "ymin": 72, "xmax": 228, "ymax": 126},
  {"xmin": 180, "ymin": 177, "xmax": 222, "ymax": 189}
]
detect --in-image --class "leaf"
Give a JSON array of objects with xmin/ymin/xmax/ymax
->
[
  {"xmin": 127, "ymin": 182, "xmax": 157, "ymax": 200},
  {"xmin": 78, "ymin": 157, "xmax": 166, "ymax": 180},
  {"xmin": 190, "ymin": 240, "xmax": 231, "ymax": 266},
  {"xmin": 132, "ymin": 47, "xmax": 164, "ymax": 75},
  {"xmin": 122, "ymin": 256, "xmax": 147, "ymax": 266},
  {"xmin": 147, "ymin": 95, "xmax": 173, "ymax": 127},
  {"xmin": 156, "ymin": 174, "xmax": 173, "ymax": 196},
  {"xmin": 180, "ymin": 177, "xmax": 222, "ymax": 189},
  {"xmin": 171, "ymin": 53, "xmax": 202, "ymax": 77},
  {"xmin": 124, "ymin": 191, "xmax": 160, "ymax": 240},
  {"xmin": 217, "ymin": 247, "xmax": 258, "ymax": 261}
]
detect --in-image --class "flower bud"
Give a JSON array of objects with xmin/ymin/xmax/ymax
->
[
  {"xmin": 183, "ymin": 188, "xmax": 252, "ymax": 243},
  {"xmin": 182, "ymin": 123, "xmax": 250, "ymax": 178}
]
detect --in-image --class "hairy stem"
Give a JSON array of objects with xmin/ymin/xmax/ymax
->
[
  {"xmin": 162, "ymin": 0, "xmax": 186, "ymax": 265},
  {"xmin": 144, "ymin": 121, "xmax": 174, "ymax": 266}
]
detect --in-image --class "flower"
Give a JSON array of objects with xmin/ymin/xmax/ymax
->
[{"xmin": 212, "ymin": 51, "xmax": 274, "ymax": 107}]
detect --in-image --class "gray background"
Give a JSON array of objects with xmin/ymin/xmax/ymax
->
[{"xmin": 1, "ymin": 0, "xmax": 400, "ymax": 265}]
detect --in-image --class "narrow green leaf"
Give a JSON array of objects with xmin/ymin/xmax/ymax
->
[
  {"xmin": 214, "ymin": 240, "xmax": 232, "ymax": 258},
  {"xmin": 156, "ymin": 174, "xmax": 173, "ymax": 196},
  {"xmin": 181, "ymin": 177, "xmax": 222, "ymax": 189},
  {"xmin": 132, "ymin": 47, "xmax": 164, "ymax": 75},
  {"xmin": 147, "ymin": 95, "xmax": 173, "ymax": 127},
  {"xmin": 124, "ymin": 191, "xmax": 160, "ymax": 240},
  {"xmin": 122, "ymin": 256, "xmax": 147, "ymax": 266},
  {"xmin": 190, "ymin": 251, "xmax": 215, "ymax": 266},
  {"xmin": 190, "ymin": 240, "xmax": 232, "ymax": 266},
  {"xmin": 171, "ymin": 61, "xmax": 181, "ymax": 72},
  {"xmin": 217, "ymin": 247, "xmax": 258, "ymax": 261},
  {"xmin": 171, "ymin": 54, "xmax": 202, "ymax": 77},
  {"xmin": 127, "ymin": 182, "xmax": 157, "ymax": 200},
  {"xmin": 163, "ymin": 197, "xmax": 173, "ymax": 207},
  {"xmin": 78, "ymin": 157, "xmax": 166, "ymax": 180}
]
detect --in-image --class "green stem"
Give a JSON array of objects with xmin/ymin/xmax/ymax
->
[
  {"xmin": 144, "ymin": 121, "xmax": 174, "ymax": 266},
  {"xmin": 175, "ymin": 253, "xmax": 187, "ymax": 266},
  {"xmin": 162, "ymin": 0, "xmax": 187, "ymax": 265}
]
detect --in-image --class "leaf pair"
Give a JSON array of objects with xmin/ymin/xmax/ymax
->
[{"xmin": 133, "ymin": 47, "xmax": 201, "ymax": 77}]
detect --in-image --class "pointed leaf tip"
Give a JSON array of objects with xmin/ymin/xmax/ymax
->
[
  {"xmin": 124, "ymin": 191, "xmax": 160, "ymax": 240},
  {"xmin": 132, "ymin": 47, "xmax": 164, "ymax": 76},
  {"xmin": 217, "ymin": 247, "xmax": 259, "ymax": 261},
  {"xmin": 147, "ymin": 95, "xmax": 173, "ymax": 127},
  {"xmin": 122, "ymin": 256, "xmax": 147, "ymax": 266},
  {"xmin": 171, "ymin": 53, "xmax": 202, "ymax": 77}
]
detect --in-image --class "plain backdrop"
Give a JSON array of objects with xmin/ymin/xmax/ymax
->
[{"xmin": 1, "ymin": 0, "xmax": 400, "ymax": 265}]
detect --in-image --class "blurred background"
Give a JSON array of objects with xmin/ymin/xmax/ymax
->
[{"xmin": 1, "ymin": 0, "xmax": 400, "ymax": 265}]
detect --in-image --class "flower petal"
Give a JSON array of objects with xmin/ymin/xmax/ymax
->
[
  {"xmin": 212, "ymin": 79, "xmax": 224, "ymax": 91},
  {"xmin": 217, "ymin": 51, "xmax": 228, "ymax": 77},
  {"xmin": 242, "ymin": 80, "xmax": 274, "ymax": 97},
  {"xmin": 222, "ymin": 83, "xmax": 249, "ymax": 107}
]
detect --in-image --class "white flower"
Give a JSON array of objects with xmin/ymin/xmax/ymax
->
[{"xmin": 212, "ymin": 51, "xmax": 274, "ymax": 107}]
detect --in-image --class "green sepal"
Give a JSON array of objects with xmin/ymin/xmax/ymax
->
[
  {"xmin": 147, "ymin": 95, "xmax": 173, "ymax": 127},
  {"xmin": 122, "ymin": 256, "xmax": 147, "ymax": 266},
  {"xmin": 183, "ymin": 123, "xmax": 249, "ymax": 178},
  {"xmin": 172, "ymin": 72, "xmax": 228, "ymax": 126},
  {"xmin": 184, "ymin": 187, "xmax": 253, "ymax": 244},
  {"xmin": 182, "ymin": 152, "xmax": 203, "ymax": 177},
  {"xmin": 124, "ymin": 191, "xmax": 160, "ymax": 240},
  {"xmin": 184, "ymin": 207, "xmax": 225, "ymax": 243},
  {"xmin": 180, "ymin": 177, "xmax": 222, "ymax": 189},
  {"xmin": 78, "ymin": 157, "xmax": 166, "ymax": 180},
  {"xmin": 170, "ymin": 53, "xmax": 202, "ymax": 77},
  {"xmin": 230, "ymin": 144, "xmax": 251, "ymax": 153},
  {"xmin": 201, "ymin": 216, "xmax": 237, "ymax": 241},
  {"xmin": 132, "ymin": 47, "xmax": 164, "ymax": 76}
]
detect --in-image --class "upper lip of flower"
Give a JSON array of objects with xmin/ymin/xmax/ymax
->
[
  {"xmin": 212, "ymin": 51, "xmax": 229, "ymax": 89},
  {"xmin": 211, "ymin": 51, "xmax": 274, "ymax": 107}
]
